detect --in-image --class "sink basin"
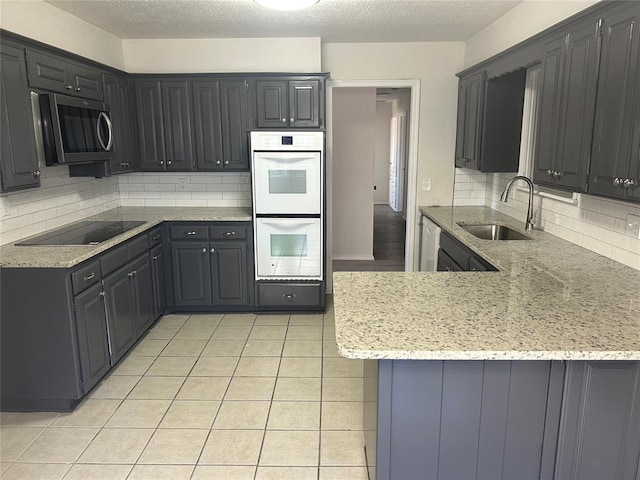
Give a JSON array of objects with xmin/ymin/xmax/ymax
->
[{"xmin": 458, "ymin": 223, "xmax": 531, "ymax": 241}]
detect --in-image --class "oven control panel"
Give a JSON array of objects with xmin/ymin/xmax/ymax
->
[{"xmin": 252, "ymin": 131, "xmax": 323, "ymax": 150}]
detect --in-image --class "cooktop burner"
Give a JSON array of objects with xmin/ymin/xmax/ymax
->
[{"xmin": 16, "ymin": 220, "xmax": 146, "ymax": 246}]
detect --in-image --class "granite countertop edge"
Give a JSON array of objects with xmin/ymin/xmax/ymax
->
[{"xmin": 0, "ymin": 206, "xmax": 253, "ymax": 268}]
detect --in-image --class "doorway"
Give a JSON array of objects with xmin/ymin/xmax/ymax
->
[{"xmin": 325, "ymin": 80, "xmax": 420, "ymax": 290}]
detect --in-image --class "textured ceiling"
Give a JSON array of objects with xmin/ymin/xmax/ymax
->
[{"xmin": 45, "ymin": 0, "xmax": 523, "ymax": 42}]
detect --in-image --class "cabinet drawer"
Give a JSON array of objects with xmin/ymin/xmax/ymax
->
[
  {"xmin": 127, "ymin": 235, "xmax": 150, "ymax": 259},
  {"xmin": 148, "ymin": 227, "xmax": 162, "ymax": 247},
  {"xmin": 258, "ymin": 283, "xmax": 322, "ymax": 307},
  {"xmin": 439, "ymin": 231, "xmax": 471, "ymax": 269},
  {"xmin": 71, "ymin": 260, "xmax": 101, "ymax": 294},
  {"xmin": 100, "ymin": 244, "xmax": 128, "ymax": 276},
  {"xmin": 170, "ymin": 225, "xmax": 209, "ymax": 240},
  {"xmin": 209, "ymin": 225, "xmax": 248, "ymax": 240}
]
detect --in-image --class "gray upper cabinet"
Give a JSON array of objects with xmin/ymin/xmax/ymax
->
[
  {"xmin": 103, "ymin": 73, "xmax": 134, "ymax": 174},
  {"xmin": 534, "ymin": 20, "xmax": 600, "ymax": 191},
  {"xmin": 455, "ymin": 71, "xmax": 485, "ymax": 171},
  {"xmin": 133, "ymin": 79, "xmax": 194, "ymax": 171},
  {"xmin": 220, "ymin": 80, "xmax": 250, "ymax": 171},
  {"xmin": 588, "ymin": 5, "xmax": 640, "ymax": 201},
  {"xmin": 255, "ymin": 78, "xmax": 322, "ymax": 129},
  {"xmin": 26, "ymin": 48, "xmax": 103, "ymax": 100},
  {"xmin": 192, "ymin": 80, "xmax": 224, "ymax": 171},
  {"xmin": 0, "ymin": 44, "xmax": 40, "ymax": 192},
  {"xmin": 554, "ymin": 361, "xmax": 640, "ymax": 480}
]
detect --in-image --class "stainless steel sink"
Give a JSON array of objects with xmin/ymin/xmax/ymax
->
[{"xmin": 458, "ymin": 223, "xmax": 531, "ymax": 240}]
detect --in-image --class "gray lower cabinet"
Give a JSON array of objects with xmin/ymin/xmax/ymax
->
[
  {"xmin": 0, "ymin": 43, "xmax": 40, "ymax": 192},
  {"xmin": 150, "ymin": 244, "xmax": 167, "ymax": 318},
  {"xmin": 131, "ymin": 254, "xmax": 155, "ymax": 335},
  {"xmin": 73, "ymin": 283, "xmax": 111, "ymax": 393},
  {"xmin": 103, "ymin": 262, "xmax": 138, "ymax": 363},
  {"xmin": 168, "ymin": 222, "xmax": 253, "ymax": 310},
  {"xmin": 554, "ymin": 361, "xmax": 640, "ymax": 479},
  {"xmin": 366, "ymin": 359, "xmax": 640, "ymax": 480}
]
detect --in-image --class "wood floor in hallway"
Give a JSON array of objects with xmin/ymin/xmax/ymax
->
[{"xmin": 333, "ymin": 204, "xmax": 406, "ymax": 272}]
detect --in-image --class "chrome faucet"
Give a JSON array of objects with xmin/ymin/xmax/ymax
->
[{"xmin": 500, "ymin": 175, "xmax": 535, "ymax": 231}]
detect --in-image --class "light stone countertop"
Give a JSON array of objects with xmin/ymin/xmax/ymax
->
[
  {"xmin": 0, "ymin": 206, "xmax": 252, "ymax": 268},
  {"xmin": 333, "ymin": 206, "xmax": 640, "ymax": 361}
]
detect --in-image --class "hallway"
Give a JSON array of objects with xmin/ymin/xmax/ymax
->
[{"xmin": 333, "ymin": 204, "xmax": 405, "ymax": 272}]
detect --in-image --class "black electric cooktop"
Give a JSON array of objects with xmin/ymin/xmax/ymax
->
[{"xmin": 16, "ymin": 220, "xmax": 146, "ymax": 246}]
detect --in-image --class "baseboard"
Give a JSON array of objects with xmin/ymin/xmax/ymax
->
[
  {"xmin": 332, "ymin": 255, "xmax": 376, "ymax": 261},
  {"xmin": 374, "ymin": 201, "xmax": 390, "ymax": 205}
]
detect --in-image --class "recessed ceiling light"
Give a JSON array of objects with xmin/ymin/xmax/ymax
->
[{"xmin": 255, "ymin": 0, "xmax": 319, "ymax": 11}]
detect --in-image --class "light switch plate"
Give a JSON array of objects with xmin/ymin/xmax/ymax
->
[
  {"xmin": 625, "ymin": 214, "xmax": 640, "ymax": 239},
  {"xmin": 422, "ymin": 178, "xmax": 432, "ymax": 192}
]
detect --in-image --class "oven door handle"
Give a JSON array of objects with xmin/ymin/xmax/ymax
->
[
  {"xmin": 259, "ymin": 219, "xmax": 317, "ymax": 226},
  {"xmin": 258, "ymin": 155, "xmax": 316, "ymax": 163}
]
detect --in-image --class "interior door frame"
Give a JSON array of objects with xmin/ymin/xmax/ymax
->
[{"xmin": 326, "ymin": 79, "xmax": 421, "ymax": 292}]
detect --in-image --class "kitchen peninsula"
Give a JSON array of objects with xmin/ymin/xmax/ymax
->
[{"xmin": 333, "ymin": 206, "xmax": 640, "ymax": 480}]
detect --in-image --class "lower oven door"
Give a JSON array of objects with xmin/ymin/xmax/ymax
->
[{"xmin": 255, "ymin": 217, "xmax": 322, "ymax": 280}]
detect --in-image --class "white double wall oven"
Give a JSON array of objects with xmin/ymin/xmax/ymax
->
[{"xmin": 251, "ymin": 131, "xmax": 324, "ymax": 281}]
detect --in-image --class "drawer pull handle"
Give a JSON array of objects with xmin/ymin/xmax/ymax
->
[
  {"xmin": 224, "ymin": 231, "xmax": 236, "ymax": 236},
  {"xmin": 128, "ymin": 271, "xmax": 134, "ymax": 278},
  {"xmin": 83, "ymin": 273, "xmax": 95, "ymax": 282},
  {"xmin": 152, "ymin": 255, "xmax": 159, "ymax": 260},
  {"xmin": 153, "ymin": 234, "xmax": 161, "ymax": 240},
  {"xmin": 184, "ymin": 231, "xmax": 197, "ymax": 236},
  {"xmin": 282, "ymin": 294, "xmax": 296, "ymax": 300}
]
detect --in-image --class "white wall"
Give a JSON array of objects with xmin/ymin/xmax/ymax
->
[
  {"xmin": 0, "ymin": 0, "xmax": 125, "ymax": 70},
  {"xmin": 374, "ymin": 102, "xmax": 392, "ymax": 204},
  {"xmin": 332, "ymin": 87, "xmax": 376, "ymax": 260},
  {"xmin": 123, "ymin": 38, "xmax": 321, "ymax": 73},
  {"xmin": 323, "ymin": 42, "xmax": 464, "ymax": 210},
  {"xmin": 464, "ymin": 0, "xmax": 600, "ymax": 68}
]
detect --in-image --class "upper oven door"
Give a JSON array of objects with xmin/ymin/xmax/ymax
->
[{"xmin": 252, "ymin": 151, "xmax": 322, "ymax": 215}]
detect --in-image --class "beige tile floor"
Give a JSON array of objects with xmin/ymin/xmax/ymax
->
[{"xmin": 0, "ymin": 302, "xmax": 369, "ymax": 480}]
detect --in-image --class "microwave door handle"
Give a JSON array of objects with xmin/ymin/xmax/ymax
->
[{"xmin": 97, "ymin": 112, "xmax": 113, "ymax": 151}]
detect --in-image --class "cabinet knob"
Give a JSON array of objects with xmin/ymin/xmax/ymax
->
[
  {"xmin": 33, "ymin": 170, "xmax": 41, "ymax": 178},
  {"xmin": 167, "ymin": 160, "xmax": 172, "ymax": 165},
  {"xmin": 547, "ymin": 169, "xmax": 554, "ymax": 176},
  {"xmin": 210, "ymin": 248, "xmax": 216, "ymax": 254},
  {"xmin": 202, "ymin": 248, "xmax": 207, "ymax": 253},
  {"xmin": 158, "ymin": 160, "xmax": 164, "ymax": 165},
  {"xmin": 281, "ymin": 118, "xmax": 286, "ymax": 123},
  {"xmin": 224, "ymin": 160, "xmax": 229, "ymax": 165},
  {"xmin": 290, "ymin": 117, "xmax": 294, "ymax": 123},
  {"xmin": 553, "ymin": 171, "xmax": 562, "ymax": 179},
  {"xmin": 216, "ymin": 160, "xmax": 221, "ymax": 165},
  {"xmin": 152, "ymin": 255, "xmax": 159, "ymax": 260},
  {"xmin": 66, "ymin": 85, "xmax": 73, "ymax": 90},
  {"xmin": 128, "ymin": 271, "xmax": 134, "ymax": 278},
  {"xmin": 623, "ymin": 178, "xmax": 637, "ymax": 188},
  {"xmin": 613, "ymin": 177, "xmax": 624, "ymax": 186},
  {"xmin": 75, "ymin": 87, "xmax": 81, "ymax": 92}
]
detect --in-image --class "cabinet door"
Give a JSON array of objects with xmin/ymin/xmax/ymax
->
[
  {"xmin": 0, "ymin": 44, "xmax": 40, "ymax": 192},
  {"xmin": 171, "ymin": 242, "xmax": 212, "ymax": 307},
  {"xmin": 25, "ymin": 49, "xmax": 70, "ymax": 94},
  {"xmin": 220, "ymin": 80, "xmax": 250, "ymax": 170},
  {"xmin": 118, "ymin": 78, "xmax": 135, "ymax": 172},
  {"xmin": 69, "ymin": 63, "xmax": 103, "ymax": 100},
  {"xmin": 289, "ymin": 80, "xmax": 320, "ymax": 128},
  {"xmin": 74, "ymin": 284, "xmax": 111, "ymax": 393},
  {"xmin": 533, "ymin": 34, "xmax": 567, "ymax": 186},
  {"xmin": 454, "ymin": 81, "xmax": 469, "ymax": 168},
  {"xmin": 192, "ymin": 80, "xmax": 223, "ymax": 171},
  {"xmin": 589, "ymin": 6, "xmax": 640, "ymax": 199},
  {"xmin": 132, "ymin": 254, "xmax": 155, "ymax": 337},
  {"xmin": 210, "ymin": 241, "xmax": 249, "ymax": 306},
  {"xmin": 553, "ymin": 21, "xmax": 600, "ymax": 191},
  {"xmin": 256, "ymin": 80, "xmax": 288, "ymax": 128},
  {"xmin": 103, "ymin": 74, "xmax": 133, "ymax": 174},
  {"xmin": 150, "ymin": 244, "xmax": 167, "ymax": 318},
  {"xmin": 133, "ymin": 80, "xmax": 166, "ymax": 171},
  {"xmin": 161, "ymin": 81, "xmax": 194, "ymax": 171},
  {"xmin": 103, "ymin": 266, "xmax": 137, "ymax": 363},
  {"xmin": 555, "ymin": 361, "xmax": 640, "ymax": 480}
]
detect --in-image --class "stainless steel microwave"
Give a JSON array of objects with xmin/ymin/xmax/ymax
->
[{"xmin": 33, "ymin": 92, "xmax": 114, "ymax": 165}]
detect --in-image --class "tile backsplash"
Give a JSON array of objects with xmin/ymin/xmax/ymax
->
[
  {"xmin": 118, "ymin": 172, "xmax": 251, "ymax": 208},
  {"xmin": 0, "ymin": 169, "xmax": 251, "ymax": 246},
  {"xmin": 0, "ymin": 165, "xmax": 120, "ymax": 246},
  {"xmin": 454, "ymin": 168, "xmax": 640, "ymax": 271}
]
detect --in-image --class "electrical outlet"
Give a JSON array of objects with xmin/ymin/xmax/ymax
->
[
  {"xmin": 178, "ymin": 177, "xmax": 188, "ymax": 191},
  {"xmin": 626, "ymin": 214, "xmax": 640, "ymax": 239},
  {"xmin": 422, "ymin": 178, "xmax": 432, "ymax": 192}
]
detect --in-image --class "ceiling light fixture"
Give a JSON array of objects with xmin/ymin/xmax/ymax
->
[{"xmin": 255, "ymin": 0, "xmax": 319, "ymax": 11}]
